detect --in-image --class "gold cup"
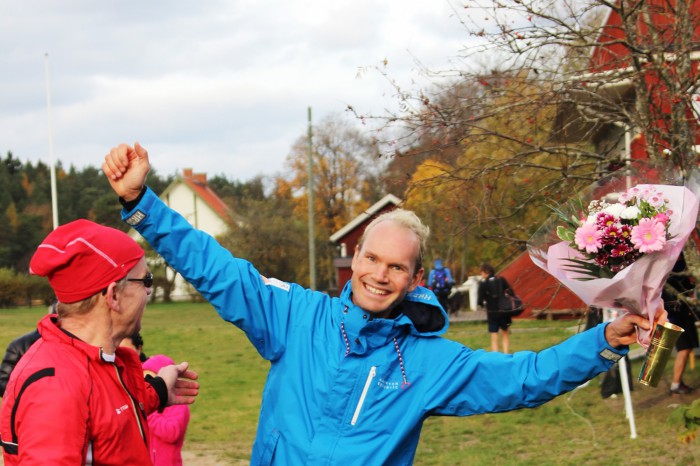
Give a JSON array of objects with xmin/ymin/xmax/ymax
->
[{"xmin": 638, "ymin": 322, "xmax": 684, "ymax": 387}]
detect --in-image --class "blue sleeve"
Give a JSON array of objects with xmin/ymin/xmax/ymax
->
[
  {"xmin": 445, "ymin": 268, "xmax": 454, "ymax": 283},
  {"xmin": 425, "ymin": 323, "xmax": 627, "ymax": 416},
  {"xmin": 122, "ymin": 187, "xmax": 300, "ymax": 361}
]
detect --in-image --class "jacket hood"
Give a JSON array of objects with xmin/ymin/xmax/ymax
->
[{"xmin": 340, "ymin": 282, "xmax": 448, "ymax": 336}]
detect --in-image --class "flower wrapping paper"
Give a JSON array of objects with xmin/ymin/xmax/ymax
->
[{"xmin": 528, "ymin": 167, "xmax": 699, "ymax": 347}]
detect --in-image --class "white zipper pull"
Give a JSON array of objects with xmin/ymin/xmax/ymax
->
[{"xmin": 351, "ymin": 366, "xmax": 376, "ymax": 426}]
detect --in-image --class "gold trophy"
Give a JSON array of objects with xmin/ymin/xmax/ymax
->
[{"xmin": 638, "ymin": 322, "xmax": 684, "ymax": 387}]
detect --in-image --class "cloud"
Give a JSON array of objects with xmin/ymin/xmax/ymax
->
[{"xmin": 0, "ymin": 0, "xmax": 469, "ymax": 181}]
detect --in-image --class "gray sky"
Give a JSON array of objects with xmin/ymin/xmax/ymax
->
[{"xmin": 0, "ymin": 1, "xmax": 469, "ymax": 182}]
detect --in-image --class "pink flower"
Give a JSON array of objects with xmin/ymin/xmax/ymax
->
[
  {"xmin": 575, "ymin": 222, "xmax": 603, "ymax": 253},
  {"xmin": 654, "ymin": 212, "xmax": 669, "ymax": 225},
  {"xmin": 645, "ymin": 192, "xmax": 667, "ymax": 208},
  {"xmin": 631, "ymin": 218, "xmax": 666, "ymax": 253}
]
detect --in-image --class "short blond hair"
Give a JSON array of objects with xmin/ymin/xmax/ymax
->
[
  {"xmin": 358, "ymin": 208, "xmax": 430, "ymax": 273},
  {"xmin": 56, "ymin": 278, "xmax": 128, "ymax": 317}
]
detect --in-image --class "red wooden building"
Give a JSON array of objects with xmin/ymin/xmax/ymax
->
[{"xmin": 506, "ymin": 0, "xmax": 700, "ymax": 318}]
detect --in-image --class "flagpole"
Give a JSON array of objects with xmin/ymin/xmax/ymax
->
[
  {"xmin": 605, "ymin": 308, "xmax": 637, "ymax": 439},
  {"xmin": 307, "ymin": 106, "xmax": 316, "ymax": 290},
  {"xmin": 44, "ymin": 52, "xmax": 59, "ymax": 230}
]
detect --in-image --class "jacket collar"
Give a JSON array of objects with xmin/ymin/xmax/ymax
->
[
  {"xmin": 37, "ymin": 314, "xmax": 119, "ymax": 364},
  {"xmin": 338, "ymin": 282, "xmax": 448, "ymax": 346}
]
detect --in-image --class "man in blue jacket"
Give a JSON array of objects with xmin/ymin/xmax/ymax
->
[{"xmin": 103, "ymin": 142, "xmax": 656, "ymax": 466}]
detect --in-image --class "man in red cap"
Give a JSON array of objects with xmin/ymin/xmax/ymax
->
[{"xmin": 0, "ymin": 220, "xmax": 199, "ymax": 465}]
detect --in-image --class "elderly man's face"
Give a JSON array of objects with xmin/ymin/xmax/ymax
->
[
  {"xmin": 350, "ymin": 221, "xmax": 423, "ymax": 318},
  {"xmin": 119, "ymin": 258, "xmax": 152, "ymax": 335}
]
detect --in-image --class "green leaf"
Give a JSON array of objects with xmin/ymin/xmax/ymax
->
[
  {"xmin": 561, "ymin": 258, "xmax": 614, "ymax": 279},
  {"xmin": 556, "ymin": 226, "xmax": 575, "ymax": 241}
]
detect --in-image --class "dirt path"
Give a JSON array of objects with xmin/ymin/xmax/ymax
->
[
  {"xmin": 182, "ymin": 449, "xmax": 233, "ymax": 465},
  {"xmin": 0, "ymin": 449, "xmax": 233, "ymax": 465}
]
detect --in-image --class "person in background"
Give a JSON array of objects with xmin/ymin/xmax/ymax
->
[
  {"xmin": 0, "ymin": 220, "xmax": 199, "ymax": 465},
  {"xmin": 662, "ymin": 252, "xmax": 699, "ymax": 395},
  {"xmin": 120, "ymin": 330, "xmax": 149, "ymax": 362},
  {"xmin": 585, "ymin": 307, "xmax": 633, "ymax": 399},
  {"xmin": 143, "ymin": 354, "xmax": 191, "ymax": 466},
  {"xmin": 477, "ymin": 263, "xmax": 513, "ymax": 353},
  {"xmin": 0, "ymin": 330, "xmax": 40, "ymax": 398},
  {"xmin": 102, "ymin": 142, "xmax": 657, "ymax": 466},
  {"xmin": 0, "ymin": 302, "xmax": 57, "ymax": 397},
  {"xmin": 427, "ymin": 258, "xmax": 454, "ymax": 313}
]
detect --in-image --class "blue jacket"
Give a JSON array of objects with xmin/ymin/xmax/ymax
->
[{"xmin": 124, "ymin": 188, "xmax": 626, "ymax": 465}]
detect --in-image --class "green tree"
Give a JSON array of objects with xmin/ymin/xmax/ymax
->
[
  {"xmin": 220, "ymin": 192, "xmax": 308, "ymax": 286},
  {"xmin": 277, "ymin": 113, "xmax": 388, "ymax": 290},
  {"xmin": 359, "ymin": 0, "xmax": 700, "ymax": 269}
]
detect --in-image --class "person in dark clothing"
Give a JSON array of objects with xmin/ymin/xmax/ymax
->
[
  {"xmin": 427, "ymin": 259, "xmax": 454, "ymax": 313},
  {"xmin": 585, "ymin": 307, "xmax": 633, "ymax": 399},
  {"xmin": 662, "ymin": 253, "xmax": 699, "ymax": 395},
  {"xmin": 0, "ymin": 330, "xmax": 41, "ymax": 397},
  {"xmin": 119, "ymin": 331, "xmax": 149, "ymax": 362},
  {"xmin": 0, "ymin": 302, "xmax": 57, "ymax": 397},
  {"xmin": 477, "ymin": 263, "xmax": 513, "ymax": 353}
]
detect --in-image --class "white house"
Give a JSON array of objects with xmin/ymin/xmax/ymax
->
[{"xmin": 130, "ymin": 168, "xmax": 233, "ymax": 301}]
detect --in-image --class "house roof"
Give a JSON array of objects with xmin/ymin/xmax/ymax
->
[
  {"xmin": 161, "ymin": 168, "xmax": 233, "ymax": 223},
  {"xmin": 329, "ymin": 194, "xmax": 402, "ymax": 243}
]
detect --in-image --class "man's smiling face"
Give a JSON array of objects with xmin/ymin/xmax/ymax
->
[{"xmin": 350, "ymin": 220, "xmax": 423, "ymax": 318}]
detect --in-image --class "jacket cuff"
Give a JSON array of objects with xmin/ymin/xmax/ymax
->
[
  {"xmin": 118, "ymin": 185, "xmax": 147, "ymax": 211},
  {"xmin": 598, "ymin": 323, "xmax": 628, "ymax": 363},
  {"xmin": 121, "ymin": 186, "xmax": 157, "ymax": 227},
  {"xmin": 145, "ymin": 374, "xmax": 168, "ymax": 412}
]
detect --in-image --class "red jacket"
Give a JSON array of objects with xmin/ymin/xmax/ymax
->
[{"xmin": 0, "ymin": 315, "xmax": 161, "ymax": 465}]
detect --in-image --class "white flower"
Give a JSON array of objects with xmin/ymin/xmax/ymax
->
[
  {"xmin": 603, "ymin": 203, "xmax": 626, "ymax": 218},
  {"xmin": 620, "ymin": 205, "xmax": 641, "ymax": 219},
  {"xmin": 587, "ymin": 199, "xmax": 608, "ymax": 214}
]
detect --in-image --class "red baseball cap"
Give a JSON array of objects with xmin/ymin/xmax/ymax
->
[{"xmin": 30, "ymin": 219, "xmax": 145, "ymax": 303}]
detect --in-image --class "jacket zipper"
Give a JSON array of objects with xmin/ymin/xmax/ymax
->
[
  {"xmin": 351, "ymin": 366, "xmax": 376, "ymax": 426},
  {"xmin": 112, "ymin": 364, "xmax": 147, "ymax": 443}
]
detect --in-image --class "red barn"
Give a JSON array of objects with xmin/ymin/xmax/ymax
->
[{"xmin": 511, "ymin": 0, "xmax": 700, "ymax": 318}]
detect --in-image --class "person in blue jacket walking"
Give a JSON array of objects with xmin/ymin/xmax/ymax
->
[{"xmin": 102, "ymin": 142, "xmax": 658, "ymax": 466}]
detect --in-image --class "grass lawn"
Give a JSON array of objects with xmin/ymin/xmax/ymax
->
[{"xmin": 1, "ymin": 303, "xmax": 699, "ymax": 465}]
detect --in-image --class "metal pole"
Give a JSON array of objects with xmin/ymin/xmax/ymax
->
[
  {"xmin": 604, "ymin": 308, "xmax": 637, "ymax": 439},
  {"xmin": 44, "ymin": 53, "xmax": 59, "ymax": 230},
  {"xmin": 618, "ymin": 356, "xmax": 637, "ymax": 439},
  {"xmin": 307, "ymin": 107, "xmax": 316, "ymax": 290}
]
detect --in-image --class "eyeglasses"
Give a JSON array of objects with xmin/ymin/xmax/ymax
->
[{"xmin": 127, "ymin": 271, "xmax": 154, "ymax": 288}]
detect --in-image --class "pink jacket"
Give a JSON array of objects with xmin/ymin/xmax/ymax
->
[{"xmin": 143, "ymin": 355, "xmax": 191, "ymax": 466}]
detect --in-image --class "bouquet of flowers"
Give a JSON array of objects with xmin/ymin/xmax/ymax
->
[
  {"xmin": 554, "ymin": 184, "xmax": 674, "ymax": 279},
  {"xmin": 528, "ymin": 162, "xmax": 700, "ymax": 347}
]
